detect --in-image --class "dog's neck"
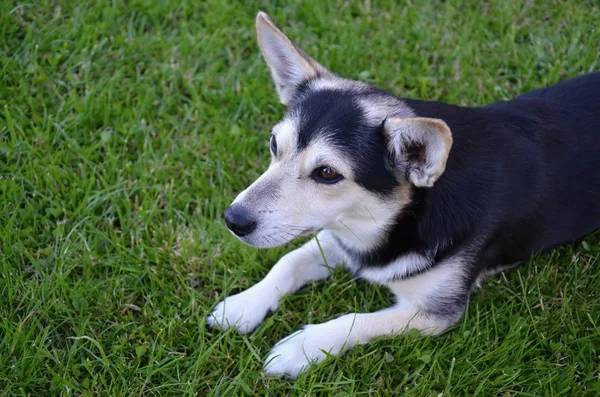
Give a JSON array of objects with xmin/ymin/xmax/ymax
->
[
  {"xmin": 325, "ymin": 184, "xmax": 413, "ymax": 259},
  {"xmin": 327, "ymin": 183, "xmax": 459, "ymax": 269}
]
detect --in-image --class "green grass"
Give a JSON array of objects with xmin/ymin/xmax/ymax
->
[{"xmin": 1, "ymin": 0, "xmax": 600, "ymax": 395}]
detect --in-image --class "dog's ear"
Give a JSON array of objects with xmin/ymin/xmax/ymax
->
[
  {"xmin": 256, "ymin": 11, "xmax": 329, "ymax": 105},
  {"xmin": 383, "ymin": 117, "xmax": 453, "ymax": 187}
]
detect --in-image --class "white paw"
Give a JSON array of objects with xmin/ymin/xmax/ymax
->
[
  {"xmin": 264, "ymin": 321, "xmax": 354, "ymax": 379},
  {"xmin": 208, "ymin": 288, "xmax": 278, "ymax": 334}
]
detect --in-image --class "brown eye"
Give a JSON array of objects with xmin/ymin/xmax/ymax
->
[
  {"xmin": 312, "ymin": 166, "xmax": 344, "ymax": 184},
  {"xmin": 270, "ymin": 134, "xmax": 277, "ymax": 155},
  {"xmin": 320, "ymin": 167, "xmax": 338, "ymax": 179}
]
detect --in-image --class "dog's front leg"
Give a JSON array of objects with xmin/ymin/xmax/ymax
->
[
  {"xmin": 264, "ymin": 257, "xmax": 470, "ymax": 379},
  {"xmin": 263, "ymin": 303, "xmax": 458, "ymax": 379},
  {"xmin": 208, "ymin": 231, "xmax": 344, "ymax": 334},
  {"xmin": 262, "ymin": 306, "xmax": 429, "ymax": 378}
]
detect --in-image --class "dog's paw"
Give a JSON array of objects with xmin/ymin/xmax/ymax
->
[
  {"xmin": 208, "ymin": 288, "xmax": 277, "ymax": 334},
  {"xmin": 264, "ymin": 322, "xmax": 352, "ymax": 379}
]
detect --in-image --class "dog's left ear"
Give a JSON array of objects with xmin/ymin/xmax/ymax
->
[
  {"xmin": 256, "ymin": 11, "xmax": 329, "ymax": 105},
  {"xmin": 384, "ymin": 117, "xmax": 453, "ymax": 187}
]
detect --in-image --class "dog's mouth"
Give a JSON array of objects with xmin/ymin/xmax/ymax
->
[
  {"xmin": 233, "ymin": 226, "xmax": 318, "ymax": 248},
  {"xmin": 297, "ymin": 227, "xmax": 316, "ymax": 237}
]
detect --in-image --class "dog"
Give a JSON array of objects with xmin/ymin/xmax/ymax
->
[{"xmin": 208, "ymin": 11, "xmax": 600, "ymax": 379}]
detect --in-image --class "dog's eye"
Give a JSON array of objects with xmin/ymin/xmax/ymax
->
[
  {"xmin": 312, "ymin": 166, "xmax": 343, "ymax": 184},
  {"xmin": 270, "ymin": 134, "xmax": 277, "ymax": 155}
]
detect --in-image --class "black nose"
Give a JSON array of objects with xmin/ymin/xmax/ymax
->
[{"xmin": 223, "ymin": 205, "xmax": 257, "ymax": 237}]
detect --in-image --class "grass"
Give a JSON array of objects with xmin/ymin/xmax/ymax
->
[{"xmin": 1, "ymin": 0, "xmax": 600, "ymax": 395}]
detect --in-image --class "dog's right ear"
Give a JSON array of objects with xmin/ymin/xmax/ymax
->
[
  {"xmin": 256, "ymin": 11, "xmax": 329, "ymax": 105},
  {"xmin": 384, "ymin": 117, "xmax": 453, "ymax": 188}
]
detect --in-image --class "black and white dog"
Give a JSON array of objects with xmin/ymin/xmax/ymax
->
[{"xmin": 208, "ymin": 12, "xmax": 600, "ymax": 378}]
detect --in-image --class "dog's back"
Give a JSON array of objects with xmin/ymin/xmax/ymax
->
[
  {"xmin": 518, "ymin": 71, "xmax": 600, "ymax": 105},
  {"xmin": 401, "ymin": 73, "xmax": 600, "ymax": 267},
  {"xmin": 491, "ymin": 72, "xmax": 600, "ymax": 250}
]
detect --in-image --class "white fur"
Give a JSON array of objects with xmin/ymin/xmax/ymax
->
[
  {"xmin": 386, "ymin": 255, "xmax": 467, "ymax": 313},
  {"xmin": 271, "ymin": 117, "xmax": 297, "ymax": 158},
  {"xmin": 264, "ymin": 256, "xmax": 467, "ymax": 378},
  {"xmin": 208, "ymin": 231, "xmax": 344, "ymax": 333},
  {"xmin": 352, "ymin": 252, "xmax": 432, "ymax": 284},
  {"xmin": 358, "ymin": 97, "xmax": 414, "ymax": 125},
  {"xmin": 326, "ymin": 185, "xmax": 411, "ymax": 252},
  {"xmin": 307, "ymin": 76, "xmax": 366, "ymax": 92}
]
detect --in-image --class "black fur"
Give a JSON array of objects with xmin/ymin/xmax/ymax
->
[
  {"xmin": 290, "ymin": 87, "xmax": 399, "ymax": 194},
  {"xmin": 293, "ymin": 73, "xmax": 600, "ymax": 286},
  {"xmin": 407, "ymin": 72, "xmax": 600, "ymax": 272}
]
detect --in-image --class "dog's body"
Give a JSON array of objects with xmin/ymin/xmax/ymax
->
[{"xmin": 208, "ymin": 12, "xmax": 600, "ymax": 378}]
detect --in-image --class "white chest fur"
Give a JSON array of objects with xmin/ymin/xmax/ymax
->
[{"xmin": 342, "ymin": 250, "xmax": 432, "ymax": 285}]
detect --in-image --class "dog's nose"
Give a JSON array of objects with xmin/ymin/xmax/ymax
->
[{"xmin": 223, "ymin": 205, "xmax": 257, "ymax": 237}]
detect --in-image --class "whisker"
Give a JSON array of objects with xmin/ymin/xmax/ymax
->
[
  {"xmin": 338, "ymin": 219, "xmax": 367, "ymax": 248},
  {"xmin": 364, "ymin": 206, "xmax": 379, "ymax": 229}
]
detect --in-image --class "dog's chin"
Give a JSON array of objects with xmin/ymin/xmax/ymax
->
[{"xmin": 234, "ymin": 228, "xmax": 316, "ymax": 248}]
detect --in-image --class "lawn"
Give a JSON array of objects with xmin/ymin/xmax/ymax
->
[{"xmin": 1, "ymin": 0, "xmax": 600, "ymax": 395}]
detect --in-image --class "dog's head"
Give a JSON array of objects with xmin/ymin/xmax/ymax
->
[{"xmin": 224, "ymin": 12, "xmax": 453, "ymax": 250}]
